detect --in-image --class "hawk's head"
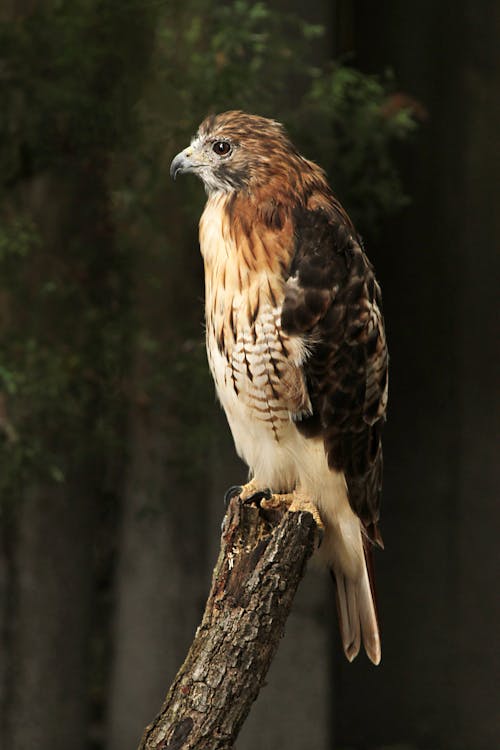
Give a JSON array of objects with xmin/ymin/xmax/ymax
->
[{"xmin": 170, "ymin": 111, "xmax": 303, "ymax": 195}]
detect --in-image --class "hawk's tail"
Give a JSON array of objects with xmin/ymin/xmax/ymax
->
[{"xmin": 331, "ymin": 543, "xmax": 381, "ymax": 665}]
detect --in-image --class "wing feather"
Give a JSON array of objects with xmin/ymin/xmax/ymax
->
[{"xmin": 281, "ymin": 206, "xmax": 388, "ymax": 542}]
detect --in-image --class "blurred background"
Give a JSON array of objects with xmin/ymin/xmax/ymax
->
[{"xmin": 0, "ymin": 1, "xmax": 498, "ymax": 749}]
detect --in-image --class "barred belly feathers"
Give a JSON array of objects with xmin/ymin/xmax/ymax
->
[{"xmin": 170, "ymin": 111, "xmax": 388, "ymax": 665}]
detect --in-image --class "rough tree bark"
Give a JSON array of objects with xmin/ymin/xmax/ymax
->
[{"xmin": 138, "ymin": 496, "xmax": 318, "ymax": 750}]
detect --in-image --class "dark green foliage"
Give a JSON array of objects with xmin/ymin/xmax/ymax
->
[
  {"xmin": 0, "ymin": 0, "xmax": 157, "ymax": 495},
  {"xmin": 0, "ymin": 0, "xmax": 416, "ymax": 493},
  {"xmin": 0, "ymin": 0, "xmax": 156, "ymax": 183},
  {"xmin": 300, "ymin": 66, "xmax": 418, "ymax": 228}
]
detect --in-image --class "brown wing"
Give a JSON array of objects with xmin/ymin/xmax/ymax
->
[{"xmin": 281, "ymin": 206, "xmax": 388, "ymax": 544}]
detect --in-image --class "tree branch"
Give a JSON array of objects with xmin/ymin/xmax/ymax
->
[{"xmin": 138, "ymin": 495, "xmax": 318, "ymax": 750}]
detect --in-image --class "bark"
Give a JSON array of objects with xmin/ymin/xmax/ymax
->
[
  {"xmin": 237, "ymin": 565, "xmax": 331, "ymax": 750},
  {"xmin": 138, "ymin": 496, "xmax": 318, "ymax": 750}
]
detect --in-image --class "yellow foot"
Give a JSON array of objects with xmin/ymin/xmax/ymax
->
[
  {"xmin": 224, "ymin": 485, "xmax": 324, "ymax": 543},
  {"xmin": 260, "ymin": 491, "xmax": 325, "ymax": 539}
]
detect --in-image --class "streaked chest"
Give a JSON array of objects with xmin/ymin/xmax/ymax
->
[{"xmin": 199, "ymin": 194, "xmax": 310, "ymax": 439}]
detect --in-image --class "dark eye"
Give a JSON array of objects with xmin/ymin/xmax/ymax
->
[{"xmin": 212, "ymin": 141, "xmax": 231, "ymax": 156}]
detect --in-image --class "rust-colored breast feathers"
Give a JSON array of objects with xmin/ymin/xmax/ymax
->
[{"xmin": 200, "ymin": 191, "xmax": 310, "ymax": 441}]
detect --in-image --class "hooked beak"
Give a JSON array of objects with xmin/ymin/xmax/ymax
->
[{"xmin": 170, "ymin": 148, "xmax": 195, "ymax": 180}]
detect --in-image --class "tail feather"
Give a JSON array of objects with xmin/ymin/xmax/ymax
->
[
  {"xmin": 358, "ymin": 562, "xmax": 381, "ymax": 665},
  {"xmin": 299, "ymin": 457, "xmax": 382, "ymax": 664},
  {"xmin": 334, "ymin": 571, "xmax": 361, "ymax": 662},
  {"xmin": 332, "ymin": 555, "xmax": 381, "ymax": 666}
]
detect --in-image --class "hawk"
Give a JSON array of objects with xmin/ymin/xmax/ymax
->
[{"xmin": 170, "ymin": 111, "xmax": 388, "ymax": 665}]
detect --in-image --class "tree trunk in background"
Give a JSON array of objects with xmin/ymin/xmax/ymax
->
[
  {"xmin": 455, "ymin": 3, "xmax": 500, "ymax": 747},
  {"xmin": 331, "ymin": 2, "xmax": 500, "ymax": 748},
  {"xmin": 2, "ymin": 484, "xmax": 93, "ymax": 750},
  {"xmin": 1, "ymin": 3, "xmax": 158, "ymax": 748},
  {"xmin": 0, "ymin": 160, "xmax": 113, "ymax": 749},
  {"xmin": 334, "ymin": 5, "xmax": 461, "ymax": 743},
  {"xmin": 0, "ymin": 519, "xmax": 6, "ymax": 741},
  {"xmin": 107, "ymin": 205, "xmax": 209, "ymax": 749},
  {"xmin": 107, "ymin": 392, "xmax": 207, "ymax": 750}
]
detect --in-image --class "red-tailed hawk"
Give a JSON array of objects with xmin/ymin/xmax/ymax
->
[{"xmin": 170, "ymin": 111, "xmax": 388, "ymax": 665}]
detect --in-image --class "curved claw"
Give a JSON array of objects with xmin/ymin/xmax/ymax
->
[
  {"xmin": 244, "ymin": 488, "xmax": 272, "ymax": 507},
  {"xmin": 316, "ymin": 524, "xmax": 325, "ymax": 549},
  {"xmin": 224, "ymin": 485, "xmax": 243, "ymax": 507}
]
